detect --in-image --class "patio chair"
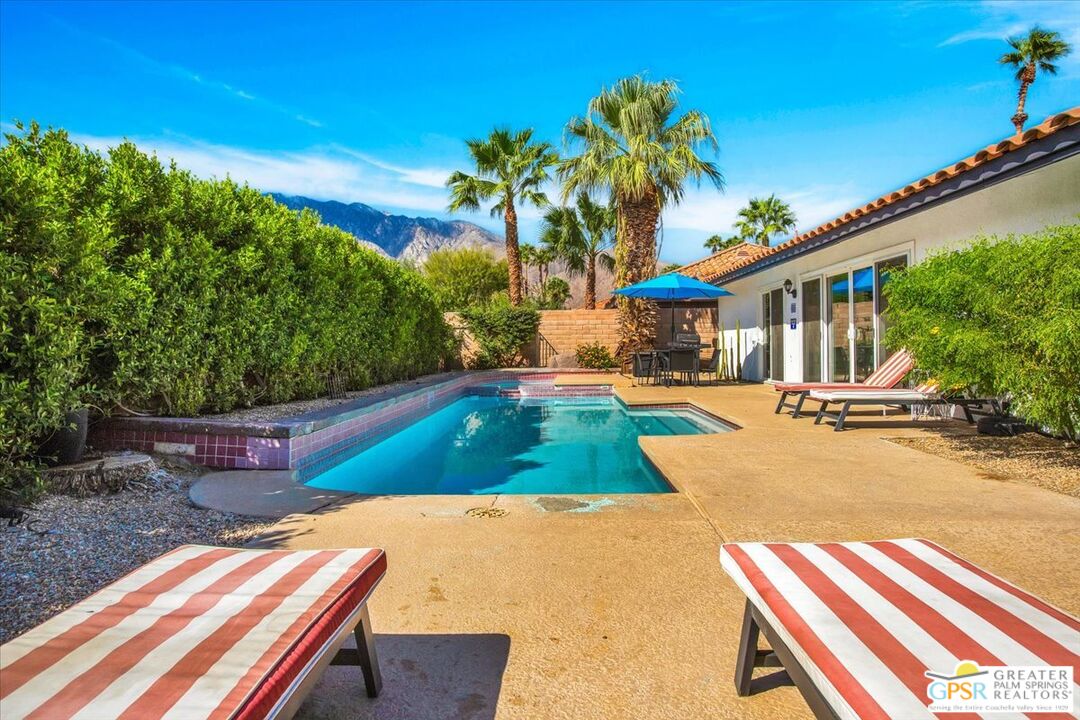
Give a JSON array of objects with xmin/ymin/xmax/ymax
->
[
  {"xmin": 668, "ymin": 348, "xmax": 699, "ymax": 386},
  {"xmin": 774, "ymin": 349, "xmax": 915, "ymax": 418},
  {"xmin": 721, "ymin": 538, "xmax": 1078, "ymax": 720},
  {"xmin": 631, "ymin": 351, "xmax": 661, "ymax": 386},
  {"xmin": 0, "ymin": 544, "xmax": 386, "ymax": 720},
  {"xmin": 699, "ymin": 351, "xmax": 721, "ymax": 385},
  {"xmin": 810, "ymin": 381, "xmax": 941, "ymax": 431}
]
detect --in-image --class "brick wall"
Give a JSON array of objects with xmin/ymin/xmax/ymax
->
[{"xmin": 531, "ymin": 309, "xmax": 621, "ymax": 367}]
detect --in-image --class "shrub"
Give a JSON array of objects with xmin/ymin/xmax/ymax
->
[
  {"xmin": 459, "ymin": 298, "xmax": 540, "ymax": 369},
  {"xmin": 421, "ymin": 247, "xmax": 508, "ymax": 311},
  {"xmin": 0, "ymin": 123, "xmax": 449, "ymax": 500},
  {"xmin": 884, "ymin": 224, "xmax": 1080, "ymax": 439},
  {"xmin": 575, "ymin": 342, "xmax": 617, "ymax": 369},
  {"xmin": 534, "ymin": 277, "xmax": 570, "ymax": 309}
]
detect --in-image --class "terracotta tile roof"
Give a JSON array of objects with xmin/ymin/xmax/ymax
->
[
  {"xmin": 678, "ymin": 242, "xmax": 775, "ymax": 283},
  {"xmin": 687, "ymin": 107, "xmax": 1080, "ymax": 283}
]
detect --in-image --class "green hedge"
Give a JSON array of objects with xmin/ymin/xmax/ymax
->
[
  {"xmin": 884, "ymin": 224, "xmax": 1080, "ymax": 439},
  {"xmin": 1, "ymin": 123, "xmax": 449, "ymax": 499},
  {"xmin": 459, "ymin": 298, "xmax": 540, "ymax": 369}
]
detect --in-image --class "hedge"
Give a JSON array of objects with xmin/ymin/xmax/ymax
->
[
  {"xmin": 884, "ymin": 224, "xmax": 1080, "ymax": 439},
  {"xmin": 1, "ymin": 122, "xmax": 449, "ymax": 499}
]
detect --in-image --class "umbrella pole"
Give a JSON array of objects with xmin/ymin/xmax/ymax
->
[{"xmin": 670, "ymin": 301, "xmax": 676, "ymax": 344}]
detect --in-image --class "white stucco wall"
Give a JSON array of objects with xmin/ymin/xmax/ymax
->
[{"xmin": 713, "ymin": 153, "xmax": 1080, "ymax": 382}]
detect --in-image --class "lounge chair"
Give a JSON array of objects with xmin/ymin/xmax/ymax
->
[
  {"xmin": 0, "ymin": 544, "xmax": 386, "ymax": 720},
  {"xmin": 721, "ymin": 539, "xmax": 1078, "ymax": 719},
  {"xmin": 774, "ymin": 350, "xmax": 915, "ymax": 418},
  {"xmin": 810, "ymin": 381, "xmax": 940, "ymax": 431}
]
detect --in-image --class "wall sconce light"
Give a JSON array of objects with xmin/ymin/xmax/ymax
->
[{"xmin": 783, "ymin": 278, "xmax": 797, "ymax": 298}]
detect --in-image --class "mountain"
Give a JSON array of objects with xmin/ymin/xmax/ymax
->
[{"xmin": 269, "ymin": 193, "xmax": 503, "ymax": 264}]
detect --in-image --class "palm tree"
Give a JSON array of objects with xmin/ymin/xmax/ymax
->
[
  {"xmin": 561, "ymin": 76, "xmax": 723, "ymax": 354},
  {"xmin": 703, "ymin": 234, "xmax": 742, "ymax": 253},
  {"xmin": 999, "ymin": 26, "xmax": 1072, "ymax": 134},
  {"xmin": 733, "ymin": 195, "xmax": 797, "ymax": 245},
  {"xmin": 519, "ymin": 242, "xmax": 537, "ymax": 295},
  {"xmin": 534, "ymin": 245, "xmax": 555, "ymax": 289},
  {"xmin": 540, "ymin": 192, "xmax": 616, "ymax": 309},
  {"xmin": 447, "ymin": 128, "xmax": 558, "ymax": 305}
]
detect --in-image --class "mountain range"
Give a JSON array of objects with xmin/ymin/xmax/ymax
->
[{"xmin": 268, "ymin": 193, "xmax": 503, "ymax": 264}]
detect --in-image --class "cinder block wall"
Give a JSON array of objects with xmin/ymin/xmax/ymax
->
[{"xmin": 533, "ymin": 309, "xmax": 621, "ymax": 366}]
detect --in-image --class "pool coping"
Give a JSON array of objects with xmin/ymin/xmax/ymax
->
[{"xmin": 89, "ymin": 369, "xmax": 622, "ymax": 471}]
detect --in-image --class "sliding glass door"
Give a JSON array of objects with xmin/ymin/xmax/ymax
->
[
  {"xmin": 762, "ymin": 288, "xmax": 785, "ymax": 380},
  {"xmin": 802, "ymin": 278, "xmax": 822, "ymax": 382},
  {"xmin": 822, "ymin": 254, "xmax": 909, "ymax": 383}
]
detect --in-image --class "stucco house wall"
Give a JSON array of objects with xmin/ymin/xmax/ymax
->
[{"xmin": 714, "ymin": 152, "xmax": 1080, "ymax": 382}]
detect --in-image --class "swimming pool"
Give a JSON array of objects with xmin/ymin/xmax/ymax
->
[{"xmin": 304, "ymin": 394, "xmax": 730, "ymax": 495}]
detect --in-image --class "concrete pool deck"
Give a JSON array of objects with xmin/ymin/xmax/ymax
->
[{"xmin": 235, "ymin": 382, "xmax": 1078, "ymax": 720}]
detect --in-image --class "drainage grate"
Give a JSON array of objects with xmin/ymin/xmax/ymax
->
[{"xmin": 465, "ymin": 507, "xmax": 508, "ymax": 518}]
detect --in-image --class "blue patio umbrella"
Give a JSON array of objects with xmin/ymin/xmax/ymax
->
[{"xmin": 613, "ymin": 273, "xmax": 733, "ymax": 342}]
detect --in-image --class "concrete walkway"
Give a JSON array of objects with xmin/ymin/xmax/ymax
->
[{"xmin": 240, "ymin": 383, "xmax": 1078, "ymax": 720}]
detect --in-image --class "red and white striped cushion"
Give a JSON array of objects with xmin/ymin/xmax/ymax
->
[
  {"xmin": 721, "ymin": 539, "xmax": 1079, "ymax": 720},
  {"xmin": 775, "ymin": 350, "xmax": 914, "ymax": 393},
  {"xmin": 0, "ymin": 544, "xmax": 386, "ymax": 720}
]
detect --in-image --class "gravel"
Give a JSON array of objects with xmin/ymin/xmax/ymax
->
[
  {"xmin": 0, "ymin": 458, "xmax": 272, "ymax": 644},
  {"xmin": 889, "ymin": 429, "xmax": 1080, "ymax": 498}
]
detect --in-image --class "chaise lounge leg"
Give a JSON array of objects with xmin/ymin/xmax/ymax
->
[
  {"xmin": 734, "ymin": 599, "xmax": 760, "ymax": 696},
  {"xmin": 354, "ymin": 605, "xmax": 382, "ymax": 698},
  {"xmin": 792, "ymin": 393, "xmax": 808, "ymax": 419},
  {"xmin": 813, "ymin": 401, "xmax": 829, "ymax": 425},
  {"xmin": 833, "ymin": 402, "xmax": 852, "ymax": 432},
  {"xmin": 775, "ymin": 392, "xmax": 789, "ymax": 414}
]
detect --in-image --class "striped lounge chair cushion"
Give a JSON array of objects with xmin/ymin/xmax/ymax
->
[
  {"xmin": 721, "ymin": 539, "xmax": 1079, "ymax": 720},
  {"xmin": 0, "ymin": 545, "xmax": 386, "ymax": 720}
]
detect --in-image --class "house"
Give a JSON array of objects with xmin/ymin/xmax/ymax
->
[{"xmin": 680, "ymin": 107, "xmax": 1080, "ymax": 383}]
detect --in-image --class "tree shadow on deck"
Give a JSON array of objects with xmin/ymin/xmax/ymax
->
[{"xmin": 298, "ymin": 633, "xmax": 511, "ymax": 720}]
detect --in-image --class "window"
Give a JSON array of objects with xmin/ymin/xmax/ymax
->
[
  {"xmin": 802, "ymin": 278, "xmax": 822, "ymax": 382},
  {"xmin": 875, "ymin": 255, "xmax": 908, "ymax": 364}
]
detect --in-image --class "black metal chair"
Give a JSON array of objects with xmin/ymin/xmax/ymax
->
[
  {"xmin": 631, "ymin": 352, "xmax": 660, "ymax": 386},
  {"xmin": 668, "ymin": 349, "xmax": 698, "ymax": 386},
  {"xmin": 700, "ymin": 352, "xmax": 721, "ymax": 385}
]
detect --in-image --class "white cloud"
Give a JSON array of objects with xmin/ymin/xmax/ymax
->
[
  {"xmin": 664, "ymin": 183, "xmax": 864, "ymax": 238},
  {"xmin": 938, "ymin": 1, "xmax": 1080, "ymax": 73},
  {"xmin": 332, "ymin": 147, "xmax": 452, "ymax": 188},
  {"xmin": 69, "ymin": 132, "xmax": 455, "ymax": 215}
]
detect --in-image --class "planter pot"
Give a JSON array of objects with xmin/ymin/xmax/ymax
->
[{"xmin": 37, "ymin": 408, "xmax": 89, "ymax": 466}]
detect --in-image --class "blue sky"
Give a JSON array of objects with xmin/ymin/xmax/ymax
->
[{"xmin": 2, "ymin": 0, "xmax": 1077, "ymax": 262}]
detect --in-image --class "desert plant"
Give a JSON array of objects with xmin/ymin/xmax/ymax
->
[
  {"xmin": 575, "ymin": 342, "xmax": 617, "ymax": 369},
  {"xmin": 446, "ymin": 128, "xmax": 558, "ymax": 305},
  {"xmin": 560, "ymin": 76, "xmax": 723, "ymax": 356},
  {"xmin": 884, "ymin": 224, "xmax": 1080, "ymax": 439}
]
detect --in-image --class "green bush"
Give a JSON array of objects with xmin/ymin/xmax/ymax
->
[
  {"xmin": 0, "ymin": 123, "xmax": 449, "ymax": 500},
  {"xmin": 884, "ymin": 224, "xmax": 1080, "ymax": 439},
  {"xmin": 421, "ymin": 247, "xmax": 508, "ymax": 311},
  {"xmin": 575, "ymin": 342, "xmax": 617, "ymax": 369},
  {"xmin": 459, "ymin": 298, "xmax": 540, "ymax": 369}
]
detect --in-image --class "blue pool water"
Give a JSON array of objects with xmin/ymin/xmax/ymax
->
[{"xmin": 305, "ymin": 395, "xmax": 729, "ymax": 495}]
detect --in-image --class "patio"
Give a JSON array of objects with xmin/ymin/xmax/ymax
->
[{"xmin": 249, "ymin": 382, "xmax": 1080, "ymax": 720}]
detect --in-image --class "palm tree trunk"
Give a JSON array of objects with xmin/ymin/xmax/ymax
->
[
  {"xmin": 504, "ymin": 199, "xmax": 523, "ymax": 305},
  {"xmin": 615, "ymin": 187, "xmax": 659, "ymax": 358},
  {"xmin": 585, "ymin": 254, "xmax": 597, "ymax": 310},
  {"xmin": 1012, "ymin": 65, "xmax": 1035, "ymax": 134}
]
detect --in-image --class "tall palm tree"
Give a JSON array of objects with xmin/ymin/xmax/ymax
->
[
  {"xmin": 733, "ymin": 195, "xmax": 797, "ymax": 245},
  {"xmin": 447, "ymin": 128, "xmax": 558, "ymax": 305},
  {"xmin": 518, "ymin": 242, "xmax": 537, "ymax": 295},
  {"xmin": 540, "ymin": 192, "xmax": 616, "ymax": 309},
  {"xmin": 561, "ymin": 76, "xmax": 723, "ymax": 354},
  {"xmin": 534, "ymin": 245, "xmax": 555, "ymax": 289},
  {"xmin": 999, "ymin": 26, "xmax": 1072, "ymax": 134}
]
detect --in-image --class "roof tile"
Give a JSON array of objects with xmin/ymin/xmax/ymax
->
[{"xmin": 686, "ymin": 107, "xmax": 1080, "ymax": 282}]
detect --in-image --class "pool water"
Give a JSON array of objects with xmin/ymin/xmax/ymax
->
[{"xmin": 305, "ymin": 395, "xmax": 729, "ymax": 495}]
